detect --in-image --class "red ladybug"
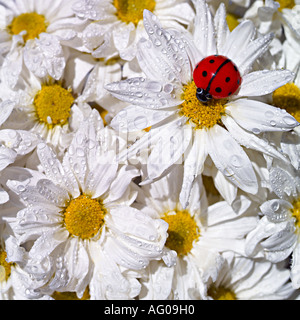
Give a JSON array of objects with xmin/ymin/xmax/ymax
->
[{"xmin": 193, "ymin": 55, "xmax": 242, "ymax": 102}]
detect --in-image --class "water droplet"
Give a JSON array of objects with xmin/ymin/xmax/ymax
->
[
  {"xmin": 283, "ymin": 115, "xmax": 298, "ymax": 127},
  {"xmin": 252, "ymin": 128, "xmax": 261, "ymax": 134},
  {"xmin": 134, "ymin": 116, "xmax": 148, "ymax": 130},
  {"xmin": 271, "ymin": 201, "xmax": 280, "ymax": 211}
]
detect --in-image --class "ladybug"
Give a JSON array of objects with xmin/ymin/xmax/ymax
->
[{"xmin": 193, "ymin": 55, "xmax": 242, "ymax": 103}]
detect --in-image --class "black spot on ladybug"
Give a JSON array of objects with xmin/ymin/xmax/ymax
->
[
  {"xmin": 228, "ymin": 92, "xmax": 232, "ymax": 96},
  {"xmin": 237, "ymin": 79, "xmax": 240, "ymax": 85},
  {"xmin": 234, "ymin": 65, "xmax": 238, "ymax": 71},
  {"xmin": 209, "ymin": 59, "xmax": 215, "ymax": 63},
  {"xmin": 202, "ymin": 71, "xmax": 207, "ymax": 77},
  {"xmin": 225, "ymin": 77, "xmax": 230, "ymax": 82},
  {"xmin": 215, "ymin": 87, "xmax": 222, "ymax": 93}
]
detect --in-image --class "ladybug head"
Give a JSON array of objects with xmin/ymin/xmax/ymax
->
[{"xmin": 196, "ymin": 88, "xmax": 212, "ymax": 103}]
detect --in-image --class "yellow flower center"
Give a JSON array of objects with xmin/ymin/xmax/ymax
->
[
  {"xmin": 113, "ymin": 0, "xmax": 156, "ymax": 26},
  {"xmin": 34, "ymin": 84, "xmax": 75, "ymax": 128},
  {"xmin": 272, "ymin": 83, "xmax": 300, "ymax": 122},
  {"xmin": 226, "ymin": 13, "xmax": 240, "ymax": 32},
  {"xmin": 8, "ymin": 12, "xmax": 47, "ymax": 42},
  {"xmin": 52, "ymin": 287, "xmax": 90, "ymax": 300},
  {"xmin": 276, "ymin": 0, "xmax": 295, "ymax": 11},
  {"xmin": 0, "ymin": 249, "xmax": 12, "ymax": 283},
  {"xmin": 180, "ymin": 81, "xmax": 227, "ymax": 130},
  {"xmin": 63, "ymin": 195, "xmax": 106, "ymax": 240},
  {"xmin": 162, "ymin": 210, "xmax": 200, "ymax": 256},
  {"xmin": 208, "ymin": 285, "xmax": 237, "ymax": 300},
  {"xmin": 291, "ymin": 197, "xmax": 300, "ymax": 230}
]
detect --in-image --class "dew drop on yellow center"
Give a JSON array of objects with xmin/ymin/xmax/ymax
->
[
  {"xmin": 272, "ymin": 83, "xmax": 300, "ymax": 122},
  {"xmin": 34, "ymin": 84, "xmax": 74, "ymax": 128},
  {"xmin": 8, "ymin": 12, "xmax": 47, "ymax": 42},
  {"xmin": 208, "ymin": 285, "xmax": 237, "ymax": 300},
  {"xmin": 180, "ymin": 81, "xmax": 227, "ymax": 130},
  {"xmin": 162, "ymin": 210, "xmax": 200, "ymax": 256},
  {"xmin": 63, "ymin": 195, "xmax": 106, "ymax": 240},
  {"xmin": 113, "ymin": 0, "xmax": 156, "ymax": 26}
]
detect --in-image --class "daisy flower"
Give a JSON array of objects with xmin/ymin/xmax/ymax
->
[
  {"xmin": 0, "ymin": 0, "xmax": 86, "ymax": 87},
  {"xmin": 0, "ymin": 50, "xmax": 122, "ymax": 155},
  {"xmin": 205, "ymin": 252, "xmax": 295, "ymax": 300},
  {"xmin": 0, "ymin": 223, "xmax": 52, "ymax": 300},
  {"xmin": 245, "ymin": 155, "xmax": 300, "ymax": 289},
  {"xmin": 135, "ymin": 165, "xmax": 258, "ymax": 299},
  {"xmin": 72, "ymin": 0, "xmax": 195, "ymax": 62},
  {"xmin": 3, "ymin": 115, "xmax": 170, "ymax": 299},
  {"xmin": 106, "ymin": 1, "xmax": 298, "ymax": 208}
]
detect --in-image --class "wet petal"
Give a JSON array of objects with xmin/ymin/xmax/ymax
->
[
  {"xmin": 236, "ymin": 69, "xmax": 294, "ymax": 97},
  {"xmin": 226, "ymin": 98, "xmax": 299, "ymax": 133},
  {"xmin": 206, "ymin": 124, "xmax": 258, "ymax": 194}
]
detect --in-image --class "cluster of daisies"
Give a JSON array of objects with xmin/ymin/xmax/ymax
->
[{"xmin": 0, "ymin": 0, "xmax": 299, "ymax": 300}]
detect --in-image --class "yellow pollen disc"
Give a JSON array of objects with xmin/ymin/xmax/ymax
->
[
  {"xmin": 113, "ymin": 0, "xmax": 156, "ymax": 26},
  {"xmin": 34, "ymin": 84, "xmax": 74, "ymax": 128},
  {"xmin": 63, "ymin": 195, "xmax": 106, "ymax": 240},
  {"xmin": 226, "ymin": 13, "xmax": 240, "ymax": 32},
  {"xmin": 180, "ymin": 81, "xmax": 227, "ymax": 130},
  {"xmin": 208, "ymin": 285, "xmax": 237, "ymax": 300},
  {"xmin": 276, "ymin": 0, "xmax": 295, "ymax": 11},
  {"xmin": 0, "ymin": 250, "xmax": 12, "ymax": 282},
  {"xmin": 291, "ymin": 197, "xmax": 300, "ymax": 229},
  {"xmin": 52, "ymin": 287, "xmax": 90, "ymax": 300},
  {"xmin": 272, "ymin": 83, "xmax": 300, "ymax": 122},
  {"xmin": 8, "ymin": 12, "xmax": 47, "ymax": 42},
  {"xmin": 162, "ymin": 210, "xmax": 200, "ymax": 256}
]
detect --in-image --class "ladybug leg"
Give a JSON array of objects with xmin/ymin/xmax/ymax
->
[{"xmin": 196, "ymin": 88, "xmax": 212, "ymax": 103}]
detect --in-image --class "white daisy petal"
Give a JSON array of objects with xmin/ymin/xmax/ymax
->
[
  {"xmin": 24, "ymin": 33, "xmax": 65, "ymax": 80},
  {"xmin": 105, "ymin": 77, "xmax": 180, "ymax": 110},
  {"xmin": 37, "ymin": 143, "xmax": 79, "ymax": 197},
  {"xmin": 0, "ymin": 146, "xmax": 17, "ymax": 171},
  {"xmin": 116, "ymin": 115, "xmax": 179, "ymax": 162},
  {"xmin": 235, "ymin": 32, "xmax": 274, "ymax": 76},
  {"xmin": 146, "ymin": 122, "xmax": 192, "ymax": 181},
  {"xmin": 138, "ymin": 10, "xmax": 192, "ymax": 83},
  {"xmin": 206, "ymin": 125, "xmax": 258, "ymax": 194},
  {"xmin": 214, "ymin": 3, "xmax": 230, "ymax": 53},
  {"xmin": 226, "ymin": 98, "xmax": 299, "ymax": 133},
  {"xmin": 64, "ymin": 238, "xmax": 90, "ymax": 294},
  {"xmin": 85, "ymin": 163, "xmax": 118, "ymax": 199},
  {"xmin": 29, "ymin": 228, "xmax": 67, "ymax": 260},
  {"xmin": 269, "ymin": 166, "xmax": 298, "ymax": 198},
  {"xmin": 260, "ymin": 199, "xmax": 293, "ymax": 222},
  {"xmin": 245, "ymin": 216, "xmax": 289, "ymax": 257},
  {"xmin": 222, "ymin": 115, "xmax": 288, "ymax": 161},
  {"xmin": 219, "ymin": 20, "xmax": 256, "ymax": 63},
  {"xmin": 105, "ymin": 165, "xmax": 139, "ymax": 203},
  {"xmin": 281, "ymin": 132, "xmax": 300, "ymax": 170},
  {"xmin": 236, "ymin": 69, "xmax": 294, "ymax": 97},
  {"xmin": 179, "ymin": 130, "xmax": 207, "ymax": 209},
  {"xmin": 1, "ymin": 44, "xmax": 23, "ymax": 88},
  {"xmin": 193, "ymin": 0, "xmax": 216, "ymax": 57},
  {"xmin": 0, "ymin": 100, "xmax": 15, "ymax": 126},
  {"xmin": 110, "ymin": 104, "xmax": 175, "ymax": 132}
]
